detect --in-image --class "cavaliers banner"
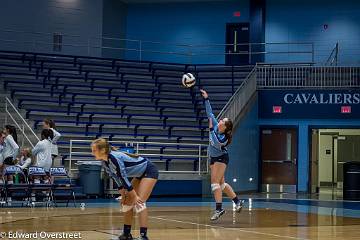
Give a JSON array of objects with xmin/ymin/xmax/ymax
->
[{"xmin": 258, "ymin": 90, "xmax": 360, "ymax": 119}]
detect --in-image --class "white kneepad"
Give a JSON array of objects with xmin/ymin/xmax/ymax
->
[
  {"xmin": 135, "ymin": 202, "xmax": 147, "ymax": 213},
  {"xmin": 211, "ymin": 183, "xmax": 221, "ymax": 192},
  {"xmin": 221, "ymin": 183, "xmax": 228, "ymax": 191},
  {"xmin": 121, "ymin": 204, "xmax": 134, "ymax": 212}
]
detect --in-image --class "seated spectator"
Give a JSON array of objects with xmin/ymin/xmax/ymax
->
[{"xmin": 16, "ymin": 148, "xmax": 33, "ymax": 174}]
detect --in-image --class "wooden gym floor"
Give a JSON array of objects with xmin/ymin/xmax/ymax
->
[{"xmin": 1, "ymin": 201, "xmax": 360, "ymax": 240}]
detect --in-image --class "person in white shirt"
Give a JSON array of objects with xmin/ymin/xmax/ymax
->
[
  {"xmin": 0, "ymin": 131, "xmax": 5, "ymax": 163},
  {"xmin": 16, "ymin": 148, "xmax": 33, "ymax": 171},
  {"xmin": 0, "ymin": 131, "xmax": 6, "ymax": 184},
  {"xmin": 32, "ymin": 129, "xmax": 53, "ymax": 172},
  {"xmin": 2, "ymin": 126, "xmax": 19, "ymax": 203},
  {"xmin": 43, "ymin": 119, "xmax": 61, "ymax": 161},
  {"xmin": 2, "ymin": 125, "xmax": 19, "ymax": 166}
]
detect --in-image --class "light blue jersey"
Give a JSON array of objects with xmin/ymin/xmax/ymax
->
[
  {"xmin": 102, "ymin": 151, "xmax": 148, "ymax": 191},
  {"xmin": 204, "ymin": 99, "xmax": 228, "ymax": 157}
]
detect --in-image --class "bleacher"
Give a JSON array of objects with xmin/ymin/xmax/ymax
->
[{"xmin": 0, "ymin": 50, "xmax": 253, "ymax": 173}]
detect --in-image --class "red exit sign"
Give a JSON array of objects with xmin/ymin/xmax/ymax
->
[
  {"xmin": 272, "ymin": 106, "xmax": 282, "ymax": 114},
  {"xmin": 233, "ymin": 11, "xmax": 241, "ymax": 17},
  {"xmin": 341, "ymin": 106, "xmax": 351, "ymax": 113}
]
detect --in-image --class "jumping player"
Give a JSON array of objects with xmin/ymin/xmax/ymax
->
[{"xmin": 200, "ymin": 89, "xmax": 244, "ymax": 221}]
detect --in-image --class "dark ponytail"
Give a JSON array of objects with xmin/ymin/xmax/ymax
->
[
  {"xmin": 5, "ymin": 125, "xmax": 18, "ymax": 144},
  {"xmin": 41, "ymin": 129, "xmax": 54, "ymax": 141},
  {"xmin": 224, "ymin": 119, "xmax": 233, "ymax": 147}
]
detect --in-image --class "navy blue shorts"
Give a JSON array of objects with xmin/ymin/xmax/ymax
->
[
  {"xmin": 210, "ymin": 154, "xmax": 229, "ymax": 165},
  {"xmin": 137, "ymin": 161, "xmax": 159, "ymax": 180}
]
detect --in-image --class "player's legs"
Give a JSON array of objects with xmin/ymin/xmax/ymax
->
[
  {"xmin": 120, "ymin": 178, "xmax": 140, "ymax": 240},
  {"xmin": 220, "ymin": 176, "xmax": 244, "ymax": 212},
  {"xmin": 210, "ymin": 162, "xmax": 226, "ymax": 220},
  {"xmin": 136, "ymin": 177, "xmax": 157, "ymax": 229},
  {"xmin": 220, "ymin": 176, "xmax": 236, "ymax": 199},
  {"xmin": 134, "ymin": 161, "xmax": 158, "ymax": 240}
]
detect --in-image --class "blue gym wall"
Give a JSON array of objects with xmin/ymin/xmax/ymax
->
[
  {"xmin": 258, "ymin": 89, "xmax": 360, "ymax": 192},
  {"xmin": 265, "ymin": 0, "xmax": 360, "ymax": 65},
  {"xmin": 102, "ymin": 0, "xmax": 128, "ymax": 59},
  {"xmin": 227, "ymin": 97, "xmax": 259, "ymax": 192},
  {"xmin": 1, "ymin": 1, "xmax": 360, "ymax": 65},
  {"xmin": 124, "ymin": 0, "xmax": 250, "ymax": 64},
  {"xmin": 0, "ymin": 0, "xmax": 103, "ymax": 56},
  {"xmin": 250, "ymin": 0, "xmax": 266, "ymax": 64}
]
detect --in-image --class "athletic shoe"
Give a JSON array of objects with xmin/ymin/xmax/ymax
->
[
  {"xmin": 235, "ymin": 200, "xmax": 245, "ymax": 213},
  {"xmin": 210, "ymin": 209, "xmax": 225, "ymax": 221},
  {"xmin": 118, "ymin": 233, "xmax": 133, "ymax": 240},
  {"xmin": 133, "ymin": 236, "xmax": 149, "ymax": 240}
]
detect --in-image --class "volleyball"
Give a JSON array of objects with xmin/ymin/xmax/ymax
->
[{"xmin": 182, "ymin": 73, "xmax": 196, "ymax": 88}]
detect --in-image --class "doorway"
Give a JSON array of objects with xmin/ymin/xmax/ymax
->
[
  {"xmin": 309, "ymin": 129, "xmax": 360, "ymax": 199},
  {"xmin": 225, "ymin": 23, "xmax": 250, "ymax": 65},
  {"xmin": 261, "ymin": 128, "xmax": 298, "ymax": 193}
]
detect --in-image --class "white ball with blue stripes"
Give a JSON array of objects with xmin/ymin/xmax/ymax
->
[{"xmin": 182, "ymin": 73, "xmax": 196, "ymax": 88}]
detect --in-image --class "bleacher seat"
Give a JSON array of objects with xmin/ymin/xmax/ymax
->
[{"xmin": 0, "ymin": 50, "xmax": 253, "ymax": 171}]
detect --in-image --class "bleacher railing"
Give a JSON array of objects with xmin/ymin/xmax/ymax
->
[
  {"xmin": 257, "ymin": 66, "xmax": 360, "ymax": 88},
  {"xmin": 218, "ymin": 65, "xmax": 360, "ymax": 125},
  {"xmin": 217, "ymin": 67, "xmax": 257, "ymax": 125},
  {"xmin": 5, "ymin": 97, "xmax": 39, "ymax": 147},
  {"xmin": 69, "ymin": 140, "xmax": 208, "ymax": 176},
  {"xmin": 325, "ymin": 42, "xmax": 339, "ymax": 66},
  {"xmin": 0, "ymin": 29, "xmax": 314, "ymax": 64}
]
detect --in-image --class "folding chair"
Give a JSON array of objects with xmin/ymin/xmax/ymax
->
[
  {"xmin": 28, "ymin": 167, "xmax": 54, "ymax": 207},
  {"xmin": 50, "ymin": 167, "xmax": 76, "ymax": 207},
  {"xmin": 3, "ymin": 166, "xmax": 30, "ymax": 207}
]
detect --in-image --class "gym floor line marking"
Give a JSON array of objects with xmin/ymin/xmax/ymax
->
[
  {"xmin": 0, "ymin": 217, "xmax": 40, "ymax": 225},
  {"xmin": 93, "ymin": 230, "xmax": 118, "ymax": 237},
  {"xmin": 150, "ymin": 216, "xmax": 309, "ymax": 240},
  {"xmin": 0, "ymin": 211, "xmax": 108, "ymax": 226}
]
